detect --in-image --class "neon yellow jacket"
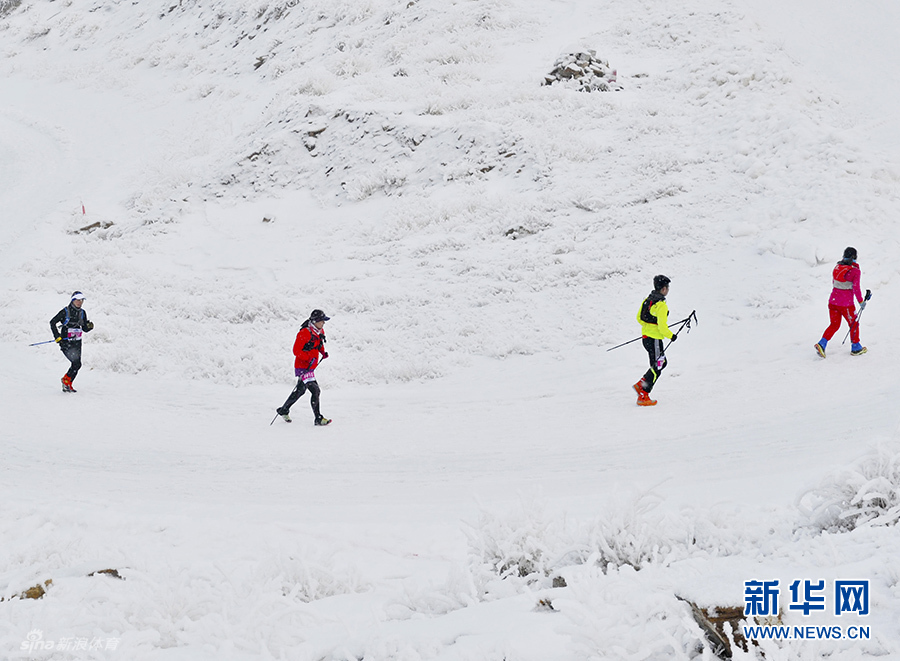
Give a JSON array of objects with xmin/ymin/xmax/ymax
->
[{"xmin": 636, "ymin": 294, "xmax": 674, "ymax": 340}]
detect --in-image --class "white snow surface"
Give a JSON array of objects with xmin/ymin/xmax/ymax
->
[{"xmin": 2, "ymin": 0, "xmax": 900, "ymax": 659}]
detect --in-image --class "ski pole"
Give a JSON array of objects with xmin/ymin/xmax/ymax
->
[
  {"xmin": 29, "ymin": 340, "xmax": 57, "ymax": 347},
  {"xmin": 842, "ymin": 291, "xmax": 871, "ymax": 345}
]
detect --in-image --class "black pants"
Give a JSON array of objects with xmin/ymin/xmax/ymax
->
[
  {"xmin": 60, "ymin": 342, "xmax": 82, "ymax": 381},
  {"xmin": 280, "ymin": 379, "xmax": 322, "ymax": 420},
  {"xmin": 641, "ymin": 337, "xmax": 667, "ymax": 393}
]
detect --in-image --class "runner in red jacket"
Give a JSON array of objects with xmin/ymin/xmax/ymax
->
[
  {"xmin": 293, "ymin": 317, "xmax": 327, "ymax": 372},
  {"xmin": 814, "ymin": 247, "xmax": 870, "ymax": 357},
  {"xmin": 275, "ymin": 309, "xmax": 332, "ymax": 425}
]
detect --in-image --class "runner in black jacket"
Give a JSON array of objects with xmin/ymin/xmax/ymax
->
[{"xmin": 50, "ymin": 291, "xmax": 94, "ymax": 392}]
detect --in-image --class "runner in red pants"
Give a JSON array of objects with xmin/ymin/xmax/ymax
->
[{"xmin": 815, "ymin": 247, "xmax": 869, "ymax": 357}]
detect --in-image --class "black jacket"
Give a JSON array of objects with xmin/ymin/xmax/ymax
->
[{"xmin": 50, "ymin": 304, "xmax": 93, "ymax": 343}]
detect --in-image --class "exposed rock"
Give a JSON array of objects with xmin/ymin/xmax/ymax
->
[
  {"xmin": 72, "ymin": 220, "xmax": 114, "ymax": 234},
  {"xmin": 533, "ymin": 598, "xmax": 556, "ymax": 612},
  {"xmin": 1, "ymin": 579, "xmax": 53, "ymax": 601},
  {"xmin": 0, "ymin": 0, "xmax": 22, "ymax": 18},
  {"xmin": 678, "ymin": 596, "xmax": 765, "ymax": 659},
  {"xmin": 544, "ymin": 50, "xmax": 622, "ymax": 92},
  {"xmin": 505, "ymin": 226, "xmax": 535, "ymax": 240}
]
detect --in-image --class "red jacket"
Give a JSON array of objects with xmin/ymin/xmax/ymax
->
[{"xmin": 293, "ymin": 322, "xmax": 327, "ymax": 371}]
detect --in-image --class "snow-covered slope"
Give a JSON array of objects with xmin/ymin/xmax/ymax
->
[
  {"xmin": 3, "ymin": 0, "xmax": 899, "ymax": 386},
  {"xmin": 2, "ymin": 0, "xmax": 900, "ymax": 658}
]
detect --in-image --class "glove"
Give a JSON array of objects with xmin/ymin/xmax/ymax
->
[
  {"xmin": 865, "ymin": 289, "xmax": 872, "ymax": 301},
  {"xmin": 670, "ymin": 333, "xmax": 678, "ymax": 341},
  {"xmin": 85, "ymin": 321, "xmax": 94, "ymax": 331},
  {"xmin": 321, "ymin": 352, "xmax": 329, "ymax": 360},
  {"xmin": 55, "ymin": 337, "xmax": 61, "ymax": 343}
]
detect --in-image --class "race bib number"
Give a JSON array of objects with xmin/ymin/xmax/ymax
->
[
  {"xmin": 296, "ymin": 369, "xmax": 317, "ymax": 383},
  {"xmin": 67, "ymin": 328, "xmax": 83, "ymax": 341}
]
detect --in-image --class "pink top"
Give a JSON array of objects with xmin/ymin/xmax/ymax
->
[{"xmin": 829, "ymin": 261, "xmax": 862, "ymax": 307}]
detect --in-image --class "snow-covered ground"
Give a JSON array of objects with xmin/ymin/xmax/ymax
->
[{"xmin": 2, "ymin": 0, "xmax": 899, "ymax": 658}]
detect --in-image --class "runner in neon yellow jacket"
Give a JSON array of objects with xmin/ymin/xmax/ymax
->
[
  {"xmin": 633, "ymin": 275, "xmax": 676, "ymax": 406},
  {"xmin": 636, "ymin": 293, "xmax": 674, "ymax": 340}
]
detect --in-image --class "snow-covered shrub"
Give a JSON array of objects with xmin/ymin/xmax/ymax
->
[
  {"xmin": 388, "ymin": 564, "xmax": 479, "ymax": 618},
  {"xmin": 582, "ymin": 494, "xmax": 687, "ymax": 571},
  {"xmin": 464, "ymin": 499, "xmax": 563, "ymax": 598},
  {"xmin": 557, "ymin": 492, "xmax": 737, "ymax": 575},
  {"xmin": 464, "ymin": 494, "xmax": 719, "ymax": 601},
  {"xmin": 264, "ymin": 551, "xmax": 368, "ymax": 603},
  {"xmin": 799, "ymin": 446, "xmax": 900, "ymax": 532}
]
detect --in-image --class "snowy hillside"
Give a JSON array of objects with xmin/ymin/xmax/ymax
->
[
  {"xmin": 2, "ymin": 0, "xmax": 900, "ymax": 659},
  {"xmin": 4, "ymin": 0, "xmax": 899, "ymax": 386}
]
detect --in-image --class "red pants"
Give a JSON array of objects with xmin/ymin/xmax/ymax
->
[{"xmin": 822, "ymin": 304, "xmax": 859, "ymax": 343}]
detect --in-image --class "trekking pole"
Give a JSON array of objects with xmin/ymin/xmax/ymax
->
[
  {"xmin": 842, "ymin": 290, "xmax": 872, "ymax": 345},
  {"xmin": 607, "ymin": 311, "xmax": 698, "ymax": 352},
  {"xmin": 663, "ymin": 310, "xmax": 698, "ymax": 353},
  {"xmin": 28, "ymin": 340, "xmax": 57, "ymax": 347},
  {"xmin": 270, "ymin": 413, "xmax": 279, "ymax": 426},
  {"xmin": 606, "ymin": 335, "xmax": 644, "ymax": 352}
]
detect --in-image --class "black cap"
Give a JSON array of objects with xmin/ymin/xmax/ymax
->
[
  {"xmin": 309, "ymin": 309, "xmax": 330, "ymax": 322},
  {"xmin": 843, "ymin": 246, "xmax": 857, "ymax": 261},
  {"xmin": 653, "ymin": 275, "xmax": 671, "ymax": 291}
]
